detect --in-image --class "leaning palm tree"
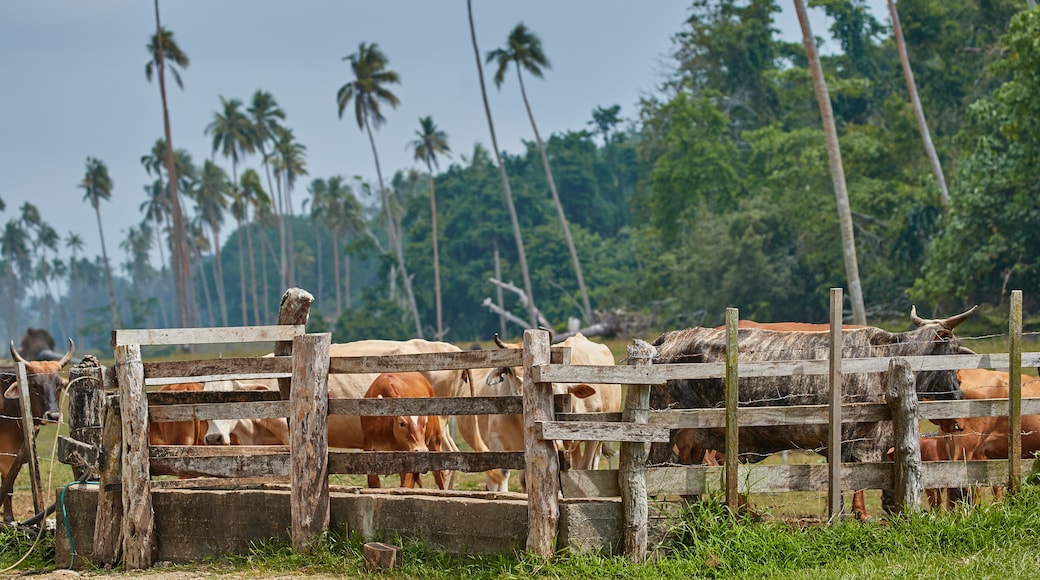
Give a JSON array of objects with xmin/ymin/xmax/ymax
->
[
  {"xmin": 410, "ymin": 116, "xmax": 451, "ymax": 340},
  {"xmin": 793, "ymin": 0, "xmax": 866, "ymax": 325},
  {"xmin": 145, "ymin": 5, "xmax": 191, "ymax": 328},
  {"xmin": 467, "ymin": 1, "xmax": 540, "ymax": 329},
  {"xmin": 337, "ymin": 41, "xmax": 422, "ymax": 338},
  {"xmin": 196, "ymin": 159, "xmax": 231, "ymax": 326},
  {"xmin": 488, "ymin": 23, "xmax": 592, "ymax": 323},
  {"xmin": 80, "ymin": 156, "xmax": 120, "ymax": 328}
]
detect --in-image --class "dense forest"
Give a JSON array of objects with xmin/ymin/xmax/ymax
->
[{"xmin": 2, "ymin": 0, "xmax": 1038, "ymax": 352}]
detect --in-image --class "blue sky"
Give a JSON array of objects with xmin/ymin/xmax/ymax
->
[{"xmin": 0, "ymin": 1, "xmax": 883, "ymax": 263}]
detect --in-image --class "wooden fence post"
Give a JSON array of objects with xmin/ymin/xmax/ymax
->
[
  {"xmin": 724, "ymin": 308, "xmax": 739, "ymax": 513},
  {"xmin": 523, "ymin": 329, "xmax": 558, "ymax": 558},
  {"xmin": 1009, "ymin": 289, "xmax": 1022, "ymax": 493},
  {"xmin": 275, "ymin": 287, "xmax": 314, "ymax": 400},
  {"xmin": 116, "ymin": 343, "xmax": 155, "ymax": 569},
  {"xmin": 886, "ymin": 358, "xmax": 921, "ymax": 513},
  {"xmin": 15, "ymin": 362, "xmax": 43, "ymax": 517},
  {"xmin": 67, "ymin": 357, "xmax": 106, "ymax": 481},
  {"xmin": 290, "ymin": 332, "xmax": 331, "ymax": 553},
  {"xmin": 828, "ymin": 288, "xmax": 843, "ymax": 521},
  {"xmin": 93, "ymin": 396, "xmax": 123, "ymax": 566},
  {"xmin": 619, "ymin": 339, "xmax": 656, "ymax": 561}
]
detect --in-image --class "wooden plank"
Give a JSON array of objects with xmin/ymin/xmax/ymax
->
[
  {"xmin": 887, "ymin": 358, "xmax": 921, "ymax": 513},
  {"xmin": 329, "ymin": 348, "xmax": 524, "ymax": 375},
  {"xmin": 16, "ymin": 363, "xmax": 43, "ymax": 517},
  {"xmin": 142, "ymin": 356, "xmax": 291, "ymax": 381},
  {"xmin": 67, "ymin": 361, "xmax": 106, "ymax": 480},
  {"xmin": 556, "ymin": 412, "xmax": 624, "ymax": 423},
  {"xmin": 644, "ymin": 462, "xmax": 892, "ymax": 497},
  {"xmin": 92, "ymin": 397, "xmax": 122, "ymax": 566},
  {"xmin": 56, "ymin": 436, "xmax": 100, "ymax": 473},
  {"xmin": 725, "ymin": 309, "xmax": 739, "ymax": 513},
  {"xmin": 522, "ymin": 329, "xmax": 558, "ymax": 558},
  {"xmin": 921, "ymin": 458, "xmax": 1039, "ymax": 488},
  {"xmin": 1009, "ymin": 290, "xmax": 1023, "ymax": 492},
  {"xmin": 112, "ymin": 324, "xmax": 304, "ymax": 346},
  {"xmin": 619, "ymin": 338, "xmax": 655, "ymax": 562},
  {"xmin": 150, "ymin": 445, "xmax": 289, "ymax": 457},
  {"xmin": 290, "ymin": 333, "xmax": 331, "ymax": 553},
  {"xmin": 116, "ymin": 343, "xmax": 154, "ymax": 569},
  {"xmin": 147, "ymin": 389, "xmax": 283, "ymax": 405},
  {"xmin": 151, "ymin": 476, "xmax": 289, "ymax": 490},
  {"xmin": 328, "ymin": 451, "xmax": 526, "ymax": 475},
  {"xmin": 328, "ymin": 396, "xmax": 524, "ymax": 417},
  {"xmin": 149, "ymin": 400, "xmax": 289, "ymax": 422},
  {"xmin": 539, "ymin": 420, "xmax": 669, "ymax": 443},
  {"xmin": 151, "ymin": 452, "xmax": 291, "ymax": 478},
  {"xmin": 827, "ymin": 291, "xmax": 842, "ymax": 521}
]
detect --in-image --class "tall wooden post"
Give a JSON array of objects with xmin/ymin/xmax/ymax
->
[
  {"xmin": 522, "ymin": 329, "xmax": 558, "ymax": 557},
  {"xmin": 886, "ymin": 358, "xmax": 921, "ymax": 513},
  {"xmin": 15, "ymin": 362, "xmax": 43, "ymax": 516},
  {"xmin": 828, "ymin": 288, "xmax": 844, "ymax": 521},
  {"xmin": 275, "ymin": 287, "xmax": 314, "ymax": 400},
  {"xmin": 290, "ymin": 333, "xmax": 331, "ymax": 553},
  {"xmin": 68, "ymin": 357, "xmax": 106, "ymax": 480},
  {"xmin": 724, "ymin": 308, "xmax": 739, "ymax": 513},
  {"xmin": 619, "ymin": 339, "xmax": 656, "ymax": 561},
  {"xmin": 92, "ymin": 397, "xmax": 123, "ymax": 566},
  {"xmin": 1009, "ymin": 290, "xmax": 1022, "ymax": 492},
  {"xmin": 116, "ymin": 343, "xmax": 155, "ymax": 569}
]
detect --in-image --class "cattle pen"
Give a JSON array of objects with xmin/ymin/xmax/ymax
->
[{"xmin": 51, "ymin": 288, "xmax": 1040, "ymax": 569}]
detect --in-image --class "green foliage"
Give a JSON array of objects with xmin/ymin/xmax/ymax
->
[
  {"xmin": 0, "ymin": 527, "xmax": 54, "ymax": 570},
  {"xmin": 332, "ymin": 285, "xmax": 411, "ymax": 342}
]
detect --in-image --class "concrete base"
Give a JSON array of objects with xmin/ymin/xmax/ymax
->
[{"xmin": 56, "ymin": 484, "xmax": 676, "ymax": 568}]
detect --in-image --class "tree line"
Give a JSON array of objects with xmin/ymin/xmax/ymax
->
[{"xmin": 2, "ymin": 0, "xmax": 1038, "ymax": 352}]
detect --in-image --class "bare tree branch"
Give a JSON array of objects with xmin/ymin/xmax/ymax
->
[
  {"xmin": 481, "ymin": 297, "xmax": 531, "ymax": 330},
  {"xmin": 488, "ymin": 278, "xmax": 551, "ymax": 328}
]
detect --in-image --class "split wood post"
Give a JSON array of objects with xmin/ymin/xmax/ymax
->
[
  {"xmin": 116, "ymin": 343, "xmax": 155, "ymax": 569},
  {"xmin": 1009, "ymin": 289, "xmax": 1022, "ymax": 493},
  {"xmin": 363, "ymin": 542, "xmax": 402, "ymax": 570},
  {"xmin": 724, "ymin": 308, "xmax": 739, "ymax": 513},
  {"xmin": 886, "ymin": 358, "xmax": 921, "ymax": 513},
  {"xmin": 92, "ymin": 396, "xmax": 123, "ymax": 566},
  {"xmin": 15, "ymin": 362, "xmax": 44, "ymax": 517},
  {"xmin": 289, "ymin": 332, "xmax": 331, "ymax": 553},
  {"xmin": 827, "ymin": 288, "xmax": 844, "ymax": 521},
  {"xmin": 619, "ymin": 338, "xmax": 656, "ymax": 562},
  {"xmin": 522, "ymin": 329, "xmax": 558, "ymax": 558},
  {"xmin": 68, "ymin": 356, "xmax": 106, "ymax": 480},
  {"xmin": 275, "ymin": 287, "xmax": 314, "ymax": 400}
]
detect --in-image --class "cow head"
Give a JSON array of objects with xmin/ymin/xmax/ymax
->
[
  {"xmin": 903, "ymin": 305, "xmax": 977, "ymax": 401},
  {"xmin": 7, "ymin": 338, "xmax": 74, "ymax": 424}
]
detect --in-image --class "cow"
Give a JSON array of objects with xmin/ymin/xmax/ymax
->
[
  {"xmin": 647, "ymin": 305, "xmax": 976, "ymax": 520},
  {"xmin": 481, "ymin": 332, "xmax": 620, "ymax": 492},
  {"xmin": 360, "ymin": 372, "xmax": 446, "ymax": 490},
  {"xmin": 148, "ymin": 382, "xmax": 208, "ymax": 446},
  {"xmin": 0, "ymin": 339, "xmax": 74, "ymax": 523}
]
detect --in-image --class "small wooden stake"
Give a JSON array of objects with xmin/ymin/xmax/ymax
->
[{"xmin": 363, "ymin": 542, "xmax": 402, "ymax": 570}]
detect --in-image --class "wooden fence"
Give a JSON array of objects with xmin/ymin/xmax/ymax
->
[{"xmin": 65, "ymin": 289, "xmax": 1040, "ymax": 567}]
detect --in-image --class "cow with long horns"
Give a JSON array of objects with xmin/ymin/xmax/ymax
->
[
  {"xmin": 0, "ymin": 338, "xmax": 74, "ymax": 522},
  {"xmin": 648, "ymin": 306, "xmax": 976, "ymax": 520}
]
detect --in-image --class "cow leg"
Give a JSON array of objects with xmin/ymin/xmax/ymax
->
[
  {"xmin": 1, "ymin": 446, "xmax": 27, "ymax": 524},
  {"xmin": 433, "ymin": 466, "xmax": 447, "ymax": 490},
  {"xmin": 367, "ymin": 474, "xmax": 382, "ymax": 489},
  {"xmin": 400, "ymin": 472, "xmax": 416, "ymax": 489},
  {"xmin": 853, "ymin": 490, "xmax": 871, "ymax": 521}
]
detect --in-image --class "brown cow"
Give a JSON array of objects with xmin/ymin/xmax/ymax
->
[
  {"xmin": 360, "ymin": 372, "xmax": 446, "ymax": 490},
  {"xmin": 0, "ymin": 339, "xmax": 74, "ymax": 523},
  {"xmin": 148, "ymin": 382, "xmax": 208, "ymax": 446}
]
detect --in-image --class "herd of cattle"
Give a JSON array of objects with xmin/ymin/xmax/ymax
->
[{"xmin": 0, "ymin": 305, "xmax": 1037, "ymax": 524}]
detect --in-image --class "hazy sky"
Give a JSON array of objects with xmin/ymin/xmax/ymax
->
[{"xmin": 0, "ymin": 1, "xmax": 880, "ymax": 263}]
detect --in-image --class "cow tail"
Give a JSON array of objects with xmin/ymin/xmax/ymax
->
[{"xmin": 459, "ymin": 369, "xmax": 474, "ymax": 397}]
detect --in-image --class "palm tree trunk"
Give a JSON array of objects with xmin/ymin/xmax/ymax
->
[
  {"xmin": 888, "ymin": 0, "xmax": 949, "ymax": 205},
  {"xmin": 197, "ymin": 250, "xmax": 216, "ymax": 327},
  {"xmin": 333, "ymin": 231, "xmax": 342, "ymax": 316},
  {"xmin": 516, "ymin": 67, "xmax": 592, "ymax": 322},
  {"xmin": 246, "ymin": 219, "xmax": 260, "ymax": 325},
  {"xmin": 468, "ymin": 0, "xmax": 539, "ymax": 329},
  {"xmin": 94, "ymin": 205, "xmax": 120, "ymax": 328},
  {"xmin": 493, "ymin": 238, "xmax": 506, "ymax": 337},
  {"xmin": 236, "ymin": 217, "xmax": 247, "ymax": 325},
  {"xmin": 345, "ymin": 252, "xmax": 352, "ymax": 310},
  {"xmin": 154, "ymin": 0, "xmax": 190, "ymax": 329},
  {"xmin": 211, "ymin": 224, "xmax": 229, "ymax": 326},
  {"xmin": 364, "ymin": 116, "xmax": 423, "ymax": 338},
  {"xmin": 425, "ymin": 160, "xmax": 444, "ymax": 341},
  {"xmin": 284, "ymin": 186, "xmax": 296, "ymax": 287},
  {"xmin": 794, "ymin": 0, "xmax": 866, "ymax": 325}
]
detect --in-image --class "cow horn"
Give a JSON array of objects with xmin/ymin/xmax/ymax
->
[
  {"xmin": 958, "ymin": 346, "xmax": 977, "ymax": 355},
  {"xmin": 493, "ymin": 334, "xmax": 507, "ymax": 349},
  {"xmin": 910, "ymin": 305, "xmax": 927, "ymax": 327},
  {"xmin": 940, "ymin": 305, "xmax": 979, "ymax": 330},
  {"xmin": 9, "ymin": 341, "xmax": 27, "ymax": 364},
  {"xmin": 57, "ymin": 338, "xmax": 75, "ymax": 368}
]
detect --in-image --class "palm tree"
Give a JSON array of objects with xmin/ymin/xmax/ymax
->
[
  {"xmin": 247, "ymin": 91, "xmax": 286, "ymax": 279},
  {"xmin": 467, "ymin": 1, "xmax": 539, "ymax": 329},
  {"xmin": 196, "ymin": 159, "xmax": 231, "ymax": 326},
  {"xmin": 1, "ymin": 219, "xmax": 30, "ymax": 341},
  {"xmin": 271, "ymin": 125, "xmax": 307, "ymax": 287},
  {"xmin": 410, "ymin": 116, "xmax": 450, "ymax": 340},
  {"xmin": 206, "ymin": 97, "xmax": 255, "ymax": 186},
  {"xmin": 65, "ymin": 232, "xmax": 85, "ymax": 334},
  {"xmin": 337, "ymin": 42, "xmax": 422, "ymax": 338},
  {"xmin": 239, "ymin": 169, "xmax": 269, "ymax": 324},
  {"xmin": 488, "ymin": 23, "xmax": 592, "ymax": 323},
  {"xmin": 145, "ymin": 5, "xmax": 191, "ymax": 329},
  {"xmin": 80, "ymin": 156, "xmax": 120, "ymax": 328},
  {"xmin": 887, "ymin": 0, "xmax": 949, "ymax": 205},
  {"xmin": 140, "ymin": 179, "xmax": 169, "ymax": 279},
  {"xmin": 793, "ymin": 0, "xmax": 866, "ymax": 325}
]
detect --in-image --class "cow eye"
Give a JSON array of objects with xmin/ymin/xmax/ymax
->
[{"xmin": 399, "ymin": 420, "xmax": 407, "ymax": 428}]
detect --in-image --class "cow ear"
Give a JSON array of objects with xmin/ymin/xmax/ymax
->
[
  {"xmin": 569, "ymin": 384, "xmax": 596, "ymax": 399},
  {"xmin": 4, "ymin": 383, "xmax": 19, "ymax": 400},
  {"xmin": 486, "ymin": 369, "xmax": 504, "ymax": 386}
]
